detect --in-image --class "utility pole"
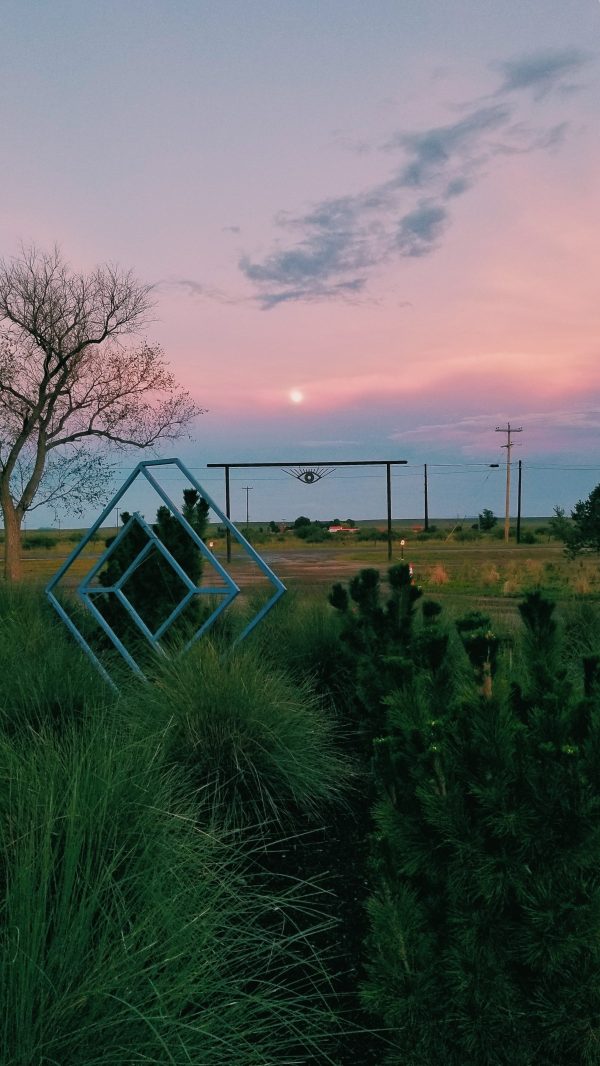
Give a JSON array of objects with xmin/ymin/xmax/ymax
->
[
  {"xmin": 386, "ymin": 463, "xmax": 392, "ymax": 561},
  {"xmin": 424, "ymin": 463, "xmax": 429, "ymax": 532},
  {"xmin": 242, "ymin": 485, "xmax": 253, "ymax": 527},
  {"xmin": 225, "ymin": 465, "xmax": 231, "ymax": 562},
  {"xmin": 495, "ymin": 423, "xmax": 522, "ymax": 542},
  {"xmin": 516, "ymin": 459, "xmax": 523, "ymax": 544}
]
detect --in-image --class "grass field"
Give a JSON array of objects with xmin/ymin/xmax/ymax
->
[{"xmin": 11, "ymin": 523, "xmax": 598, "ymax": 616}]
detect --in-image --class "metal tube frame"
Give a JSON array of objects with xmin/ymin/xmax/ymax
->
[
  {"xmin": 207, "ymin": 458, "xmax": 408, "ymax": 563},
  {"xmin": 46, "ymin": 457, "xmax": 286, "ymax": 688}
]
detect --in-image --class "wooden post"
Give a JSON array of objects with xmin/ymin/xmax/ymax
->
[{"xmin": 495, "ymin": 423, "xmax": 523, "ymax": 542}]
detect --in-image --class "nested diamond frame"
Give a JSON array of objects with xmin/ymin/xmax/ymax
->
[{"xmin": 46, "ymin": 457, "xmax": 286, "ymax": 689}]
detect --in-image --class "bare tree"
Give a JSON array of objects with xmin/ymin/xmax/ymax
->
[{"xmin": 0, "ymin": 246, "xmax": 200, "ymax": 580}]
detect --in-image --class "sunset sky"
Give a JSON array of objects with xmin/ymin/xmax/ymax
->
[{"xmin": 2, "ymin": 1, "xmax": 599, "ymax": 523}]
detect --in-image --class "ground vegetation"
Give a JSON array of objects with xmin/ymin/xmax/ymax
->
[{"xmin": 4, "ymin": 535, "xmax": 600, "ymax": 1061}]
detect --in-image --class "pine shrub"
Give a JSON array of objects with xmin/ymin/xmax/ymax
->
[
  {"xmin": 329, "ymin": 563, "xmax": 424, "ymax": 751},
  {"xmin": 97, "ymin": 488, "xmax": 209, "ymax": 652},
  {"xmin": 361, "ymin": 592, "xmax": 600, "ymax": 1065}
]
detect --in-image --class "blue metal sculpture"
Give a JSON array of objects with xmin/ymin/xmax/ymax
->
[{"xmin": 46, "ymin": 458, "xmax": 286, "ymax": 688}]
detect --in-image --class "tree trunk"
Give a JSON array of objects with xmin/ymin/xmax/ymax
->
[{"xmin": 1, "ymin": 494, "xmax": 23, "ymax": 582}]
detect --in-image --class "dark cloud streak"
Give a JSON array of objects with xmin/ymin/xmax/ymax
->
[
  {"xmin": 496, "ymin": 48, "xmax": 592, "ymax": 98},
  {"xmin": 240, "ymin": 47, "xmax": 593, "ymax": 309},
  {"xmin": 396, "ymin": 202, "xmax": 448, "ymax": 258},
  {"xmin": 389, "ymin": 104, "xmax": 510, "ymax": 188}
]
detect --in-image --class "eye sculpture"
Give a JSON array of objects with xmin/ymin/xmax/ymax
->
[
  {"xmin": 283, "ymin": 466, "xmax": 335, "ymax": 484},
  {"xmin": 297, "ymin": 469, "xmax": 321, "ymax": 484}
]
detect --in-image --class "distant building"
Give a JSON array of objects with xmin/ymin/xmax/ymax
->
[{"xmin": 328, "ymin": 525, "xmax": 358, "ymax": 534}]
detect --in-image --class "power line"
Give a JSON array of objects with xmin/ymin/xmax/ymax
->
[{"xmin": 106, "ymin": 459, "xmax": 600, "ymax": 477}]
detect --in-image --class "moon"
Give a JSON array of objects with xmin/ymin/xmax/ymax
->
[{"xmin": 289, "ymin": 388, "xmax": 304, "ymax": 404}]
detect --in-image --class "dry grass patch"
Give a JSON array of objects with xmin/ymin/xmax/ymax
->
[
  {"xmin": 481, "ymin": 564, "xmax": 501, "ymax": 586},
  {"xmin": 428, "ymin": 563, "xmax": 450, "ymax": 586}
]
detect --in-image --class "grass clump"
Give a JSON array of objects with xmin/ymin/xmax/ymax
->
[
  {"xmin": 0, "ymin": 584, "xmax": 350, "ymax": 1063},
  {"xmin": 563, "ymin": 599, "xmax": 600, "ymax": 661},
  {"xmin": 0, "ymin": 714, "xmax": 342, "ymax": 1064},
  {"xmin": 250, "ymin": 590, "xmax": 353, "ymax": 714},
  {"xmin": 123, "ymin": 639, "xmax": 351, "ymax": 829},
  {"xmin": 0, "ymin": 583, "xmax": 111, "ymax": 733}
]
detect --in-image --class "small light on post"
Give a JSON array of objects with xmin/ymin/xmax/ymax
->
[{"xmin": 400, "ymin": 538, "xmax": 406, "ymax": 560}]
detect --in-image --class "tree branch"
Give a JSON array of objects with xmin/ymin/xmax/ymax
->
[{"xmin": 0, "ymin": 247, "xmax": 200, "ymax": 539}]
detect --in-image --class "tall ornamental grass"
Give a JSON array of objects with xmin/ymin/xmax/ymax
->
[
  {"xmin": 122, "ymin": 638, "xmax": 351, "ymax": 829},
  {"xmin": 1, "ymin": 717, "xmax": 341, "ymax": 1064},
  {"xmin": 0, "ymin": 587, "xmax": 347, "ymax": 1063},
  {"xmin": 0, "ymin": 583, "xmax": 110, "ymax": 732},
  {"xmin": 249, "ymin": 591, "xmax": 353, "ymax": 716}
]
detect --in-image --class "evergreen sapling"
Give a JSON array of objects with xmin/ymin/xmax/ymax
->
[{"xmin": 361, "ymin": 592, "xmax": 600, "ymax": 1065}]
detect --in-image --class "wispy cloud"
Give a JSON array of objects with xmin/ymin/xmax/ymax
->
[
  {"xmin": 388, "ymin": 104, "xmax": 510, "ymax": 187},
  {"xmin": 390, "ymin": 408, "xmax": 600, "ymax": 445},
  {"xmin": 240, "ymin": 48, "xmax": 592, "ymax": 309},
  {"xmin": 395, "ymin": 201, "xmax": 448, "ymax": 257},
  {"xmin": 245, "ymin": 276, "xmax": 368, "ymax": 310},
  {"xmin": 330, "ymin": 129, "xmax": 371, "ymax": 155},
  {"xmin": 495, "ymin": 47, "xmax": 593, "ymax": 98},
  {"xmin": 157, "ymin": 277, "xmax": 240, "ymax": 304},
  {"xmin": 390, "ymin": 414, "xmax": 498, "ymax": 442},
  {"xmin": 298, "ymin": 439, "xmax": 361, "ymax": 447},
  {"xmin": 239, "ymin": 191, "xmax": 384, "ymax": 307}
]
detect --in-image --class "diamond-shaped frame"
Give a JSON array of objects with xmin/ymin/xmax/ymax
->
[
  {"xmin": 79, "ymin": 511, "xmax": 239, "ymax": 676},
  {"xmin": 46, "ymin": 458, "xmax": 286, "ymax": 688}
]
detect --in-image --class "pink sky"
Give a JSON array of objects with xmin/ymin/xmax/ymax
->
[{"xmin": 1, "ymin": 1, "xmax": 599, "ymax": 519}]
